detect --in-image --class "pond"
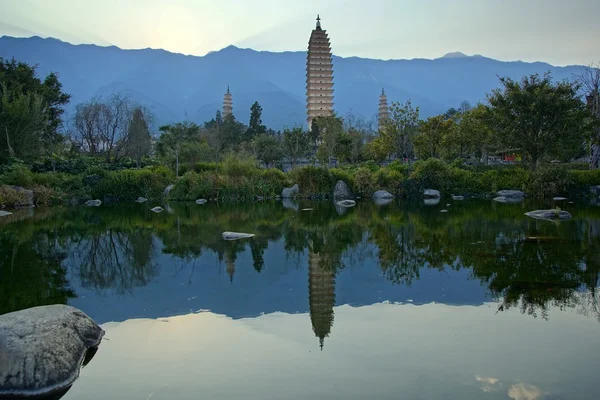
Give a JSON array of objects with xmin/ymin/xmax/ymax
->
[{"xmin": 1, "ymin": 199, "xmax": 600, "ymax": 399}]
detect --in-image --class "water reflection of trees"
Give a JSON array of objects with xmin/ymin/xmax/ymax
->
[{"xmin": 1, "ymin": 202, "xmax": 599, "ymax": 329}]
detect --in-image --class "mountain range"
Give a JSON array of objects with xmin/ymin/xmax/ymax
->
[{"xmin": 0, "ymin": 35, "xmax": 585, "ymax": 130}]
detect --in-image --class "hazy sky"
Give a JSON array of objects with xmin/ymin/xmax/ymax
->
[{"xmin": 1, "ymin": 0, "xmax": 598, "ymax": 66}]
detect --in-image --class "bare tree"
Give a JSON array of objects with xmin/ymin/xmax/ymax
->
[
  {"xmin": 575, "ymin": 63, "xmax": 600, "ymax": 169},
  {"xmin": 96, "ymin": 93, "xmax": 133, "ymax": 162},
  {"xmin": 73, "ymin": 99, "xmax": 101, "ymax": 154}
]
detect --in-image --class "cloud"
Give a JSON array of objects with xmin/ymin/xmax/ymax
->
[{"xmin": 508, "ymin": 383, "xmax": 548, "ymax": 400}]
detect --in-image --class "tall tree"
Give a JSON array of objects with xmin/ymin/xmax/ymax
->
[
  {"xmin": 282, "ymin": 127, "xmax": 309, "ymax": 168},
  {"xmin": 156, "ymin": 122, "xmax": 200, "ymax": 177},
  {"xmin": 96, "ymin": 93, "xmax": 133, "ymax": 163},
  {"xmin": 313, "ymin": 115, "xmax": 344, "ymax": 166},
  {"xmin": 372, "ymin": 100, "xmax": 419, "ymax": 161},
  {"xmin": 487, "ymin": 72, "xmax": 591, "ymax": 169},
  {"xmin": 245, "ymin": 101, "xmax": 266, "ymax": 142},
  {"xmin": 126, "ymin": 107, "xmax": 152, "ymax": 167},
  {"xmin": 414, "ymin": 115, "xmax": 454, "ymax": 160},
  {"xmin": 252, "ymin": 133, "xmax": 283, "ymax": 168},
  {"xmin": 575, "ymin": 63, "xmax": 600, "ymax": 169}
]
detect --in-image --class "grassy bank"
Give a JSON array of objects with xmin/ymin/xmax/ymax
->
[{"xmin": 1, "ymin": 157, "xmax": 600, "ymax": 208}]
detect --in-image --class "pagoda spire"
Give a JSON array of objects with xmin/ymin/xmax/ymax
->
[
  {"xmin": 223, "ymin": 86, "xmax": 233, "ymax": 118},
  {"xmin": 378, "ymin": 88, "xmax": 389, "ymax": 130},
  {"xmin": 306, "ymin": 15, "xmax": 335, "ymax": 128}
]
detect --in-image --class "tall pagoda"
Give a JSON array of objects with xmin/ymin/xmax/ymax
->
[
  {"xmin": 378, "ymin": 88, "xmax": 389, "ymax": 130},
  {"xmin": 306, "ymin": 15, "xmax": 335, "ymax": 128},
  {"xmin": 223, "ymin": 86, "xmax": 233, "ymax": 118},
  {"xmin": 308, "ymin": 248, "xmax": 335, "ymax": 350}
]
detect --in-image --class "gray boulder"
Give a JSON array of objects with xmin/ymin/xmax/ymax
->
[
  {"xmin": 0, "ymin": 210, "xmax": 13, "ymax": 217},
  {"xmin": 452, "ymin": 195, "xmax": 465, "ymax": 201},
  {"xmin": 374, "ymin": 198, "xmax": 393, "ymax": 206},
  {"xmin": 282, "ymin": 198, "xmax": 299, "ymax": 211},
  {"xmin": 423, "ymin": 189, "xmax": 440, "ymax": 199},
  {"xmin": 135, "ymin": 197, "xmax": 148, "ymax": 203},
  {"xmin": 336, "ymin": 199, "xmax": 356, "ymax": 208},
  {"xmin": 0, "ymin": 305, "xmax": 104, "ymax": 398},
  {"xmin": 525, "ymin": 209, "xmax": 573, "ymax": 221},
  {"xmin": 85, "ymin": 199, "xmax": 102, "ymax": 207},
  {"xmin": 493, "ymin": 196, "xmax": 523, "ymax": 204},
  {"xmin": 163, "ymin": 184, "xmax": 175, "ymax": 197},
  {"xmin": 282, "ymin": 184, "xmax": 299, "ymax": 198},
  {"xmin": 424, "ymin": 198, "xmax": 440, "ymax": 206},
  {"xmin": 373, "ymin": 190, "xmax": 394, "ymax": 200},
  {"xmin": 8, "ymin": 186, "xmax": 35, "ymax": 207},
  {"xmin": 196, "ymin": 199, "xmax": 208, "ymax": 205},
  {"xmin": 497, "ymin": 190, "xmax": 525, "ymax": 199},
  {"xmin": 222, "ymin": 232, "xmax": 255, "ymax": 241},
  {"xmin": 151, "ymin": 206, "xmax": 164, "ymax": 213},
  {"xmin": 333, "ymin": 180, "xmax": 353, "ymax": 200},
  {"xmin": 553, "ymin": 197, "xmax": 568, "ymax": 201}
]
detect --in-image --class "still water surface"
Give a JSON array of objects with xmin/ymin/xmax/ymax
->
[{"xmin": 1, "ymin": 199, "xmax": 600, "ymax": 399}]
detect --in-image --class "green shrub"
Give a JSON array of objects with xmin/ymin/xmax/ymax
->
[
  {"xmin": 220, "ymin": 153, "xmax": 258, "ymax": 178},
  {"xmin": 354, "ymin": 167, "xmax": 375, "ymax": 196},
  {"xmin": 89, "ymin": 166, "xmax": 174, "ymax": 202},
  {"xmin": 527, "ymin": 167, "xmax": 574, "ymax": 198},
  {"xmin": 569, "ymin": 169, "xmax": 600, "ymax": 187},
  {"xmin": 0, "ymin": 164, "xmax": 34, "ymax": 188},
  {"xmin": 193, "ymin": 162, "xmax": 218, "ymax": 173},
  {"xmin": 32, "ymin": 185, "xmax": 61, "ymax": 205},
  {"xmin": 0, "ymin": 185, "xmax": 29, "ymax": 208},
  {"xmin": 449, "ymin": 167, "xmax": 485, "ymax": 194},
  {"xmin": 289, "ymin": 166, "xmax": 332, "ymax": 197},
  {"xmin": 481, "ymin": 168, "xmax": 530, "ymax": 193},
  {"xmin": 409, "ymin": 158, "xmax": 451, "ymax": 192}
]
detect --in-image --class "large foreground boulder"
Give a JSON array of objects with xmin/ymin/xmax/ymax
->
[
  {"xmin": 282, "ymin": 184, "xmax": 299, "ymax": 199},
  {"xmin": 497, "ymin": 190, "xmax": 525, "ymax": 199},
  {"xmin": 0, "ymin": 305, "xmax": 104, "ymax": 399},
  {"xmin": 373, "ymin": 190, "xmax": 394, "ymax": 200},
  {"xmin": 423, "ymin": 189, "xmax": 440, "ymax": 199},
  {"xmin": 525, "ymin": 209, "xmax": 573, "ymax": 221},
  {"xmin": 333, "ymin": 180, "xmax": 353, "ymax": 200}
]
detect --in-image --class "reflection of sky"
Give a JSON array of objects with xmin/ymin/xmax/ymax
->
[{"xmin": 67, "ymin": 302, "xmax": 600, "ymax": 400}]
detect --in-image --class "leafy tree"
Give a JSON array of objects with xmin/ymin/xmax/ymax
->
[
  {"xmin": 453, "ymin": 104, "xmax": 495, "ymax": 163},
  {"xmin": 282, "ymin": 127, "xmax": 309, "ymax": 167},
  {"xmin": 218, "ymin": 114, "xmax": 246, "ymax": 153},
  {"xmin": 487, "ymin": 72, "xmax": 591, "ymax": 169},
  {"xmin": 575, "ymin": 63, "xmax": 600, "ymax": 169},
  {"xmin": 371, "ymin": 100, "xmax": 419, "ymax": 161},
  {"xmin": 245, "ymin": 101, "xmax": 266, "ymax": 142},
  {"xmin": 156, "ymin": 122, "xmax": 201, "ymax": 177},
  {"xmin": 0, "ymin": 58, "xmax": 70, "ymax": 164},
  {"xmin": 414, "ymin": 115, "xmax": 454, "ymax": 160},
  {"xmin": 126, "ymin": 107, "xmax": 152, "ymax": 167},
  {"xmin": 252, "ymin": 134, "xmax": 283, "ymax": 168},
  {"xmin": 313, "ymin": 115, "xmax": 344, "ymax": 166}
]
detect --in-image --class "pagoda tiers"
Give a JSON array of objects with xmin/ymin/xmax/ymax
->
[
  {"xmin": 306, "ymin": 15, "xmax": 335, "ymax": 128},
  {"xmin": 223, "ymin": 86, "xmax": 233, "ymax": 117},
  {"xmin": 378, "ymin": 88, "xmax": 390, "ymax": 130},
  {"xmin": 308, "ymin": 248, "xmax": 335, "ymax": 350}
]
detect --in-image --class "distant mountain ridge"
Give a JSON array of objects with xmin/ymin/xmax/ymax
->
[{"xmin": 0, "ymin": 35, "xmax": 585, "ymax": 130}]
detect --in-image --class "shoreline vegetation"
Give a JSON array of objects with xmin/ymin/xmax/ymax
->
[
  {"xmin": 1, "ymin": 156, "xmax": 600, "ymax": 209},
  {"xmin": 1, "ymin": 59, "xmax": 599, "ymax": 209}
]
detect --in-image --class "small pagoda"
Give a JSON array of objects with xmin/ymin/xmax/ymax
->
[
  {"xmin": 378, "ymin": 88, "xmax": 390, "ymax": 130},
  {"xmin": 223, "ymin": 86, "xmax": 233, "ymax": 118},
  {"xmin": 308, "ymin": 249, "xmax": 335, "ymax": 350},
  {"xmin": 306, "ymin": 15, "xmax": 335, "ymax": 128}
]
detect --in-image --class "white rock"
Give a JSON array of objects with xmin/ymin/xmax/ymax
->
[
  {"xmin": 553, "ymin": 197, "xmax": 568, "ymax": 201},
  {"xmin": 0, "ymin": 210, "xmax": 13, "ymax": 217},
  {"xmin": 336, "ymin": 200, "xmax": 356, "ymax": 208},
  {"xmin": 196, "ymin": 199, "xmax": 207, "ymax": 205},
  {"xmin": 452, "ymin": 195, "xmax": 465, "ymax": 200},
  {"xmin": 497, "ymin": 190, "xmax": 525, "ymax": 199},
  {"xmin": 424, "ymin": 198, "xmax": 440, "ymax": 206},
  {"xmin": 493, "ymin": 196, "xmax": 522, "ymax": 204},
  {"xmin": 135, "ymin": 197, "xmax": 148, "ymax": 203},
  {"xmin": 441, "ymin": 209, "xmax": 449, "ymax": 213},
  {"xmin": 281, "ymin": 184, "xmax": 299, "ymax": 198},
  {"xmin": 525, "ymin": 209, "xmax": 572, "ymax": 221},
  {"xmin": 302, "ymin": 208, "xmax": 314, "ymax": 211},
  {"xmin": 151, "ymin": 207, "xmax": 164, "ymax": 213},
  {"xmin": 423, "ymin": 189, "xmax": 440, "ymax": 199},
  {"xmin": 85, "ymin": 199, "xmax": 102, "ymax": 207},
  {"xmin": 222, "ymin": 232, "xmax": 255, "ymax": 241},
  {"xmin": 0, "ymin": 305, "xmax": 104, "ymax": 398},
  {"xmin": 373, "ymin": 190, "xmax": 394, "ymax": 200}
]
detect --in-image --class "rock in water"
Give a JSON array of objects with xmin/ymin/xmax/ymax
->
[
  {"xmin": 85, "ymin": 199, "xmax": 102, "ymax": 207},
  {"xmin": 151, "ymin": 206, "xmax": 164, "ymax": 213},
  {"xmin": 373, "ymin": 190, "xmax": 394, "ymax": 200},
  {"xmin": 336, "ymin": 200, "xmax": 356, "ymax": 208},
  {"xmin": 281, "ymin": 184, "xmax": 299, "ymax": 199},
  {"xmin": 423, "ymin": 189, "xmax": 440, "ymax": 199},
  {"xmin": 493, "ymin": 196, "xmax": 522, "ymax": 204},
  {"xmin": 553, "ymin": 197, "xmax": 568, "ymax": 201},
  {"xmin": 497, "ymin": 190, "xmax": 525, "ymax": 199},
  {"xmin": 333, "ymin": 180, "xmax": 353, "ymax": 200},
  {"xmin": 441, "ymin": 209, "xmax": 449, "ymax": 213},
  {"xmin": 0, "ymin": 305, "xmax": 104, "ymax": 399},
  {"xmin": 525, "ymin": 209, "xmax": 572, "ymax": 221},
  {"xmin": 163, "ymin": 184, "xmax": 175, "ymax": 197},
  {"xmin": 373, "ymin": 198, "xmax": 393, "ymax": 206},
  {"xmin": 196, "ymin": 199, "xmax": 207, "ymax": 205},
  {"xmin": 452, "ymin": 195, "xmax": 465, "ymax": 201},
  {"xmin": 0, "ymin": 210, "xmax": 13, "ymax": 217},
  {"xmin": 135, "ymin": 197, "xmax": 148, "ymax": 203},
  {"xmin": 222, "ymin": 232, "xmax": 255, "ymax": 241},
  {"xmin": 6, "ymin": 186, "xmax": 35, "ymax": 207},
  {"xmin": 424, "ymin": 198, "xmax": 440, "ymax": 206}
]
